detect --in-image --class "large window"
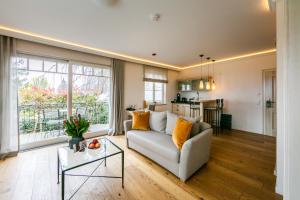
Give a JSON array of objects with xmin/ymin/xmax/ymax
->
[
  {"xmin": 144, "ymin": 82, "xmax": 166, "ymax": 104},
  {"xmin": 144, "ymin": 65, "xmax": 168, "ymax": 104},
  {"xmin": 15, "ymin": 55, "xmax": 111, "ymax": 149}
]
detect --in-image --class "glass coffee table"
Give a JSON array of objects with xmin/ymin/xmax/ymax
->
[{"xmin": 57, "ymin": 137, "xmax": 124, "ymax": 200}]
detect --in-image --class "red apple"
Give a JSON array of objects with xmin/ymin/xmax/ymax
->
[
  {"xmin": 89, "ymin": 143, "xmax": 95, "ymax": 149},
  {"xmin": 92, "ymin": 139, "xmax": 98, "ymax": 144},
  {"xmin": 95, "ymin": 143, "xmax": 100, "ymax": 149}
]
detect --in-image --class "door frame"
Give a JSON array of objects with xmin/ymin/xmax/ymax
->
[{"xmin": 262, "ymin": 68, "xmax": 276, "ymax": 136}]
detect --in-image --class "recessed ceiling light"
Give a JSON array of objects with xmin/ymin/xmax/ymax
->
[
  {"xmin": 150, "ymin": 14, "xmax": 161, "ymax": 22},
  {"xmin": 152, "ymin": 53, "xmax": 157, "ymax": 56}
]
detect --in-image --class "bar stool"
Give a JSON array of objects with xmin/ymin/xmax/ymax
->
[
  {"xmin": 204, "ymin": 99, "xmax": 223, "ymax": 135},
  {"xmin": 190, "ymin": 102, "xmax": 201, "ymax": 118},
  {"xmin": 148, "ymin": 104, "xmax": 156, "ymax": 111}
]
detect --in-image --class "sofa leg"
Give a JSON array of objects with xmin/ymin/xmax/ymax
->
[
  {"xmin": 180, "ymin": 178, "xmax": 187, "ymax": 183},
  {"xmin": 126, "ymin": 138, "xmax": 130, "ymax": 149}
]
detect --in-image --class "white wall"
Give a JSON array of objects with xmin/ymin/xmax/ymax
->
[
  {"xmin": 275, "ymin": 0, "xmax": 286, "ymax": 195},
  {"xmin": 166, "ymin": 70, "xmax": 179, "ymax": 110},
  {"xmin": 124, "ymin": 62, "xmax": 145, "ymax": 109},
  {"xmin": 124, "ymin": 62, "xmax": 178, "ymax": 111},
  {"xmin": 276, "ymin": 0, "xmax": 300, "ymax": 198},
  {"xmin": 179, "ymin": 53, "xmax": 276, "ymax": 134}
]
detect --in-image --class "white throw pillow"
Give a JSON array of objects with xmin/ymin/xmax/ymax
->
[
  {"xmin": 165, "ymin": 112, "xmax": 179, "ymax": 135},
  {"xmin": 149, "ymin": 111, "xmax": 167, "ymax": 133}
]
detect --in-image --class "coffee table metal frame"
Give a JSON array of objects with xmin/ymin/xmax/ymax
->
[{"xmin": 57, "ymin": 137, "xmax": 124, "ymax": 200}]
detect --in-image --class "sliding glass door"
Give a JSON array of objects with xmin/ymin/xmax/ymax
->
[
  {"xmin": 15, "ymin": 55, "xmax": 111, "ymax": 149},
  {"xmin": 71, "ymin": 63, "xmax": 111, "ymax": 134}
]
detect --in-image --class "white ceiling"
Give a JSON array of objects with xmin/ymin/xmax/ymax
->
[{"xmin": 0, "ymin": 0, "xmax": 275, "ymax": 67}]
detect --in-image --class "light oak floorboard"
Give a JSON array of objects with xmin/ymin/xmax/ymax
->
[{"xmin": 0, "ymin": 129, "xmax": 282, "ymax": 200}]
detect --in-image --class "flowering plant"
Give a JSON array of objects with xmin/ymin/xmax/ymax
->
[{"xmin": 63, "ymin": 114, "xmax": 90, "ymax": 138}]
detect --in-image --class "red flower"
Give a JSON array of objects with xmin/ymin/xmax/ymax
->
[
  {"xmin": 74, "ymin": 118, "xmax": 79, "ymax": 126},
  {"xmin": 32, "ymin": 86, "xmax": 38, "ymax": 91}
]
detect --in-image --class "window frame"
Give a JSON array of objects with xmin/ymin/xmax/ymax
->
[
  {"xmin": 144, "ymin": 81, "xmax": 166, "ymax": 104},
  {"xmin": 15, "ymin": 54, "xmax": 112, "ymax": 132}
]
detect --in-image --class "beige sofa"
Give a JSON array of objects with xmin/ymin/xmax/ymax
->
[{"xmin": 124, "ymin": 111, "xmax": 212, "ymax": 181}]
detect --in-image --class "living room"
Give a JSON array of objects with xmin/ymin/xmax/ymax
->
[{"xmin": 0, "ymin": 0, "xmax": 299, "ymax": 200}]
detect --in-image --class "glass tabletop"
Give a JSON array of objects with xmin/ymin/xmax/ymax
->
[{"xmin": 58, "ymin": 137, "xmax": 122, "ymax": 171}]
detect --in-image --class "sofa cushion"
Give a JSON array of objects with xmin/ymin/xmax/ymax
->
[
  {"xmin": 149, "ymin": 111, "xmax": 167, "ymax": 133},
  {"xmin": 166, "ymin": 112, "xmax": 200, "ymax": 137},
  {"xmin": 132, "ymin": 111, "xmax": 150, "ymax": 131},
  {"xmin": 127, "ymin": 130, "xmax": 180, "ymax": 163},
  {"xmin": 172, "ymin": 118, "xmax": 193, "ymax": 150}
]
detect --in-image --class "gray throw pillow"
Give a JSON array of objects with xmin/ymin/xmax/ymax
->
[
  {"xmin": 165, "ymin": 112, "xmax": 200, "ymax": 136},
  {"xmin": 198, "ymin": 122, "xmax": 211, "ymax": 132},
  {"xmin": 183, "ymin": 116, "xmax": 201, "ymax": 137},
  {"xmin": 149, "ymin": 111, "xmax": 167, "ymax": 133},
  {"xmin": 189, "ymin": 121, "xmax": 201, "ymax": 137}
]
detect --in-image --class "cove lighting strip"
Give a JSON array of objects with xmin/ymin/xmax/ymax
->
[
  {"xmin": 0, "ymin": 25, "xmax": 181, "ymax": 70},
  {"xmin": 0, "ymin": 25, "xmax": 276, "ymax": 71},
  {"xmin": 183, "ymin": 48, "xmax": 277, "ymax": 69}
]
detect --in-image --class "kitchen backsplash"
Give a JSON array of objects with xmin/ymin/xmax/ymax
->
[{"xmin": 179, "ymin": 91, "xmax": 212, "ymax": 100}]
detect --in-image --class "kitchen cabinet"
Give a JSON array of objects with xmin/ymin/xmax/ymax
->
[
  {"xmin": 177, "ymin": 80, "xmax": 193, "ymax": 92},
  {"xmin": 172, "ymin": 103, "xmax": 190, "ymax": 117},
  {"xmin": 177, "ymin": 78, "xmax": 212, "ymax": 92}
]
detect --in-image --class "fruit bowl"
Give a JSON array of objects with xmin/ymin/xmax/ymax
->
[{"xmin": 88, "ymin": 139, "xmax": 101, "ymax": 149}]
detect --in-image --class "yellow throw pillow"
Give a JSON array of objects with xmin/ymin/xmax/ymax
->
[
  {"xmin": 172, "ymin": 118, "xmax": 193, "ymax": 150},
  {"xmin": 132, "ymin": 111, "xmax": 150, "ymax": 131}
]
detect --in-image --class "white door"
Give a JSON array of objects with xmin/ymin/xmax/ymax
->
[{"xmin": 263, "ymin": 69, "xmax": 277, "ymax": 136}]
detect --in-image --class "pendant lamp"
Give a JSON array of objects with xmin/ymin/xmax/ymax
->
[
  {"xmin": 199, "ymin": 54, "xmax": 204, "ymax": 89},
  {"xmin": 212, "ymin": 60, "xmax": 216, "ymax": 90},
  {"xmin": 206, "ymin": 57, "xmax": 211, "ymax": 90}
]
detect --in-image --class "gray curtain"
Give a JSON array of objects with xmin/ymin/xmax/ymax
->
[
  {"xmin": 0, "ymin": 35, "xmax": 18, "ymax": 159},
  {"xmin": 108, "ymin": 59, "xmax": 124, "ymax": 136}
]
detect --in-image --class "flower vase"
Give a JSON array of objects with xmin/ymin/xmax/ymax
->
[{"xmin": 69, "ymin": 137, "xmax": 84, "ymax": 149}]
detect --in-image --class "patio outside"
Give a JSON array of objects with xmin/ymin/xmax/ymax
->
[{"xmin": 16, "ymin": 56, "xmax": 110, "ymax": 148}]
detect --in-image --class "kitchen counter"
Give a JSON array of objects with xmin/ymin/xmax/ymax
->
[
  {"xmin": 171, "ymin": 101, "xmax": 192, "ymax": 104},
  {"xmin": 171, "ymin": 99, "xmax": 216, "ymax": 120},
  {"xmin": 171, "ymin": 99, "xmax": 215, "ymax": 104}
]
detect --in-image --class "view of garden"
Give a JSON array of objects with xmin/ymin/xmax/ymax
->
[{"xmin": 16, "ymin": 56, "xmax": 111, "ymax": 146}]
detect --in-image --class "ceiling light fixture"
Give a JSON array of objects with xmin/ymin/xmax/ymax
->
[
  {"xmin": 150, "ymin": 14, "xmax": 161, "ymax": 22},
  {"xmin": 0, "ymin": 25, "xmax": 180, "ymax": 70},
  {"xmin": 199, "ymin": 54, "xmax": 204, "ymax": 90},
  {"xmin": 211, "ymin": 60, "xmax": 216, "ymax": 90},
  {"xmin": 205, "ymin": 57, "xmax": 211, "ymax": 90}
]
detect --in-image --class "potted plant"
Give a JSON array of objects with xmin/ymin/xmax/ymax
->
[{"xmin": 64, "ymin": 114, "xmax": 90, "ymax": 149}]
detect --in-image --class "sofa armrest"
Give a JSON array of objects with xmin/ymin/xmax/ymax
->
[
  {"xmin": 123, "ymin": 120, "xmax": 132, "ymax": 147},
  {"xmin": 123, "ymin": 120, "xmax": 132, "ymax": 134},
  {"xmin": 179, "ymin": 128, "xmax": 213, "ymax": 181}
]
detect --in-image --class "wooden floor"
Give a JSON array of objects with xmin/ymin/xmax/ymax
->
[{"xmin": 0, "ymin": 130, "xmax": 282, "ymax": 200}]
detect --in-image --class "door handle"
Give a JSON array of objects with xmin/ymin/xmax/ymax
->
[{"xmin": 266, "ymin": 100, "xmax": 275, "ymax": 108}]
